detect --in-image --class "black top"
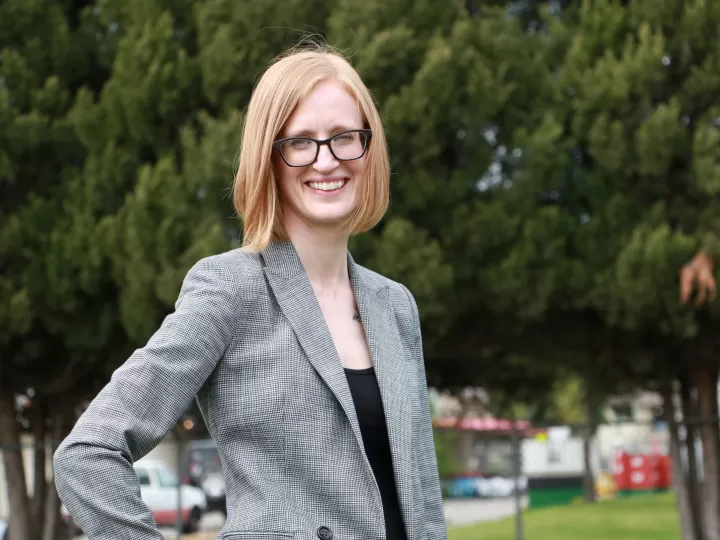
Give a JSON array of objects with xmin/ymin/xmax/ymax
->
[{"xmin": 344, "ymin": 366, "xmax": 408, "ymax": 540}]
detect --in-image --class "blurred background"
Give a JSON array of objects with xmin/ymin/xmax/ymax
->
[{"xmin": 2, "ymin": 0, "xmax": 720, "ymax": 539}]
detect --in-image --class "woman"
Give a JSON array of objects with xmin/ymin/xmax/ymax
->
[{"xmin": 54, "ymin": 45, "xmax": 447, "ymax": 540}]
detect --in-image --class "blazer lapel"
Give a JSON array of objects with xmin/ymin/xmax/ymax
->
[
  {"xmin": 261, "ymin": 241, "xmax": 365, "ymax": 448},
  {"xmin": 348, "ymin": 256, "xmax": 418, "ymax": 539}
]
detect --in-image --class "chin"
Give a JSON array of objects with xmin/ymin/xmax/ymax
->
[
  {"xmin": 309, "ymin": 213, "xmax": 354, "ymax": 227},
  {"xmin": 301, "ymin": 201, "xmax": 357, "ymax": 225},
  {"xmin": 302, "ymin": 208, "xmax": 356, "ymax": 228}
]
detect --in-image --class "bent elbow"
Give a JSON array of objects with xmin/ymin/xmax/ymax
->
[{"xmin": 53, "ymin": 439, "xmax": 78, "ymax": 497}]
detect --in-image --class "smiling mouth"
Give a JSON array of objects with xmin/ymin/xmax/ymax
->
[{"xmin": 306, "ymin": 179, "xmax": 348, "ymax": 192}]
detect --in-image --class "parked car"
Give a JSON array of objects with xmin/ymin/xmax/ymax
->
[
  {"xmin": 183, "ymin": 439, "xmax": 227, "ymax": 514},
  {"xmin": 61, "ymin": 458, "xmax": 207, "ymax": 535}
]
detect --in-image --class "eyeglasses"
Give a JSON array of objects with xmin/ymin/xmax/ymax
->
[{"xmin": 272, "ymin": 129, "xmax": 372, "ymax": 167}]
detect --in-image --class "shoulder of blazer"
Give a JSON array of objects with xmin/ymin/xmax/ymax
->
[
  {"xmin": 186, "ymin": 247, "xmax": 266, "ymax": 311},
  {"xmin": 353, "ymin": 263, "xmax": 418, "ymax": 334}
]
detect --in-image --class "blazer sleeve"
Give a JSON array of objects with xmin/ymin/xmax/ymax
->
[
  {"xmin": 53, "ymin": 255, "xmax": 243, "ymax": 540},
  {"xmin": 401, "ymin": 285, "xmax": 448, "ymax": 540}
]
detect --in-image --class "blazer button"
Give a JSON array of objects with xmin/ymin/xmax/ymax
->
[{"xmin": 316, "ymin": 526, "xmax": 333, "ymax": 540}]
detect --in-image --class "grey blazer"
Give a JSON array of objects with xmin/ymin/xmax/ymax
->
[{"xmin": 53, "ymin": 241, "xmax": 447, "ymax": 540}]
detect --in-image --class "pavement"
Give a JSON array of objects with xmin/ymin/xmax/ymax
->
[
  {"xmin": 76, "ymin": 497, "xmax": 527, "ymax": 539},
  {"xmin": 443, "ymin": 496, "xmax": 527, "ymax": 527}
]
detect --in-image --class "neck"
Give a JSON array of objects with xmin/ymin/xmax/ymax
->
[{"xmin": 284, "ymin": 213, "xmax": 350, "ymax": 293}]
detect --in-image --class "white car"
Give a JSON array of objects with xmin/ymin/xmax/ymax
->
[{"xmin": 61, "ymin": 458, "xmax": 207, "ymax": 534}]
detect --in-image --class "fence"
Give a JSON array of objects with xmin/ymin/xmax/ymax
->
[{"xmin": 1, "ymin": 416, "xmax": 718, "ymax": 540}]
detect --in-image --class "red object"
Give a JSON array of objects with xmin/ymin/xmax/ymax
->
[
  {"xmin": 613, "ymin": 451, "xmax": 631, "ymax": 490},
  {"xmin": 153, "ymin": 508, "xmax": 192, "ymax": 527},
  {"xmin": 655, "ymin": 455, "xmax": 672, "ymax": 489},
  {"xmin": 433, "ymin": 417, "xmax": 536, "ymax": 434},
  {"xmin": 629, "ymin": 455, "xmax": 655, "ymax": 489},
  {"xmin": 613, "ymin": 451, "xmax": 672, "ymax": 491}
]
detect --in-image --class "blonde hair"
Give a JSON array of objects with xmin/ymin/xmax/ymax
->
[{"xmin": 232, "ymin": 44, "xmax": 390, "ymax": 250}]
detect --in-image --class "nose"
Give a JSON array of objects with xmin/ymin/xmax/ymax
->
[{"xmin": 313, "ymin": 144, "xmax": 339, "ymax": 173}]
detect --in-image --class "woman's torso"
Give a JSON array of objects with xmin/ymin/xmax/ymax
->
[{"xmin": 197, "ymin": 248, "xmax": 426, "ymax": 540}]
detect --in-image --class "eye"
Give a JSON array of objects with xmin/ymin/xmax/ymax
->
[
  {"xmin": 333, "ymin": 132, "xmax": 357, "ymax": 145},
  {"xmin": 287, "ymin": 138, "xmax": 312, "ymax": 149}
]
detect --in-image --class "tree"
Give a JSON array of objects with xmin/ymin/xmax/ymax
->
[
  {"xmin": 0, "ymin": 2, "xmax": 128, "ymax": 537},
  {"xmin": 531, "ymin": 1, "xmax": 720, "ymax": 537},
  {"xmin": 6, "ymin": 2, "xmax": 720, "ymax": 539},
  {"xmin": 340, "ymin": 2, "xmax": 720, "ymax": 531}
]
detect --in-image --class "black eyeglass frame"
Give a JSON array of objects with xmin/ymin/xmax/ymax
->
[{"xmin": 272, "ymin": 129, "xmax": 373, "ymax": 167}]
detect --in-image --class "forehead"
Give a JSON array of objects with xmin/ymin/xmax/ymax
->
[{"xmin": 282, "ymin": 79, "xmax": 363, "ymax": 137}]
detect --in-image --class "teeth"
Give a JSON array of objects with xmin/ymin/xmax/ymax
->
[{"xmin": 307, "ymin": 180, "xmax": 345, "ymax": 191}]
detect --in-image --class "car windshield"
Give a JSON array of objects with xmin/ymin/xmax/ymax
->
[{"xmin": 155, "ymin": 466, "xmax": 179, "ymax": 488}]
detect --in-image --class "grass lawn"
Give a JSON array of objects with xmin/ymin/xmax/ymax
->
[
  {"xmin": 449, "ymin": 492, "xmax": 680, "ymax": 540},
  {"xmin": 181, "ymin": 493, "xmax": 679, "ymax": 540}
]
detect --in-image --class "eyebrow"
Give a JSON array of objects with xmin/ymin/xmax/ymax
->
[{"xmin": 282, "ymin": 125, "xmax": 362, "ymax": 139}]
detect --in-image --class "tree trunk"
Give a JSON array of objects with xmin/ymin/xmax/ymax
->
[
  {"xmin": 30, "ymin": 396, "xmax": 48, "ymax": 533},
  {"xmin": 582, "ymin": 384, "xmax": 597, "ymax": 503},
  {"xmin": 43, "ymin": 407, "xmax": 71, "ymax": 540},
  {"xmin": 682, "ymin": 374, "xmax": 706, "ymax": 539},
  {"xmin": 664, "ymin": 381, "xmax": 697, "ymax": 540},
  {"xmin": 582, "ymin": 429, "xmax": 595, "ymax": 503},
  {"xmin": 696, "ymin": 366, "xmax": 720, "ymax": 540},
  {"xmin": 42, "ymin": 486, "xmax": 63, "ymax": 540},
  {"xmin": 0, "ymin": 391, "xmax": 36, "ymax": 540}
]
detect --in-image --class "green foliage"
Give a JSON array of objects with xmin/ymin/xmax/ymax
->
[
  {"xmin": 4, "ymin": 0, "xmax": 720, "ymax": 407},
  {"xmin": 555, "ymin": 0, "xmax": 720, "ymax": 340},
  {"xmin": 550, "ymin": 375, "xmax": 587, "ymax": 426},
  {"xmin": 693, "ymin": 107, "xmax": 720, "ymax": 196},
  {"xmin": 433, "ymin": 429, "xmax": 463, "ymax": 480},
  {"xmin": 0, "ymin": 0, "xmax": 115, "ymax": 390}
]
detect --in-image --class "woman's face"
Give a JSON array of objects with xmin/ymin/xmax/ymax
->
[{"xmin": 274, "ymin": 79, "xmax": 367, "ymax": 232}]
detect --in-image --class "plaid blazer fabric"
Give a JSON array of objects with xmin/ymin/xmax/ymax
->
[{"xmin": 53, "ymin": 240, "xmax": 448, "ymax": 540}]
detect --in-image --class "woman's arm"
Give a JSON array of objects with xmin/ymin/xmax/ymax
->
[{"xmin": 53, "ymin": 254, "xmax": 244, "ymax": 540}]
